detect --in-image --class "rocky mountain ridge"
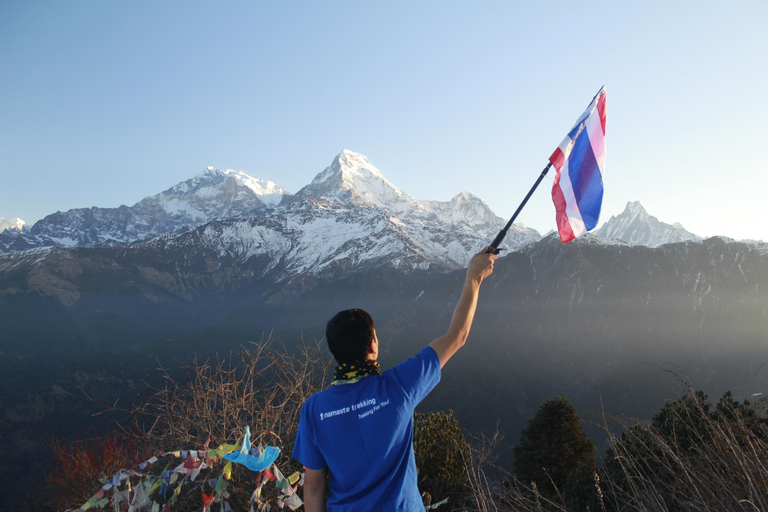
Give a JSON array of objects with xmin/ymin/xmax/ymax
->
[{"xmin": 0, "ymin": 167, "xmax": 287, "ymax": 253}]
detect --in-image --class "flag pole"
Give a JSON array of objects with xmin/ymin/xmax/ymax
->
[{"xmin": 488, "ymin": 162, "xmax": 552, "ymax": 253}]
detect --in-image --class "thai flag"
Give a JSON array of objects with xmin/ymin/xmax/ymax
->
[{"xmin": 550, "ymin": 86, "xmax": 607, "ymax": 243}]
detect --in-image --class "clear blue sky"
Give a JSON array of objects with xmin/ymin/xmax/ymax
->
[{"xmin": 1, "ymin": 1, "xmax": 766, "ymax": 240}]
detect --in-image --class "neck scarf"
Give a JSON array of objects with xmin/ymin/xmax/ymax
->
[{"xmin": 332, "ymin": 360, "xmax": 380, "ymax": 385}]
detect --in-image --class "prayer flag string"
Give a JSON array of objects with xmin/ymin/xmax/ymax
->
[{"xmin": 69, "ymin": 426, "xmax": 303, "ymax": 512}]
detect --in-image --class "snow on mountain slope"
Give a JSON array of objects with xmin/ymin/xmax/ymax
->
[
  {"xmin": 412, "ymin": 191, "xmax": 539, "ymax": 251},
  {"xmin": 1, "ymin": 150, "xmax": 538, "ymax": 270},
  {"xmin": 137, "ymin": 201, "xmax": 429, "ymax": 279},
  {"xmin": 134, "ymin": 153, "xmax": 538, "ymax": 276},
  {"xmin": 133, "ymin": 166, "xmax": 287, "ymax": 224},
  {"xmin": 595, "ymin": 201, "xmax": 700, "ymax": 247},
  {"xmin": 0, "ymin": 218, "xmax": 25, "ymax": 233},
  {"xmin": 3, "ymin": 168, "xmax": 288, "ymax": 251},
  {"xmin": 296, "ymin": 150, "xmax": 413, "ymax": 212},
  {"xmin": 161, "ymin": 167, "xmax": 286, "ymax": 207},
  {"xmin": 295, "ymin": 150, "xmax": 539, "ymax": 255}
]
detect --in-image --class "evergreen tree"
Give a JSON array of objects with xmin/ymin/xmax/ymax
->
[
  {"xmin": 413, "ymin": 410, "xmax": 470, "ymax": 502},
  {"xmin": 513, "ymin": 396, "xmax": 596, "ymax": 500}
]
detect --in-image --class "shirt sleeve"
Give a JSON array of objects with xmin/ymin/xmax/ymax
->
[
  {"xmin": 292, "ymin": 401, "xmax": 326, "ymax": 471},
  {"xmin": 391, "ymin": 346, "xmax": 441, "ymax": 406}
]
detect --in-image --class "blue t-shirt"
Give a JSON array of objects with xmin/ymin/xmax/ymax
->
[{"xmin": 293, "ymin": 346, "xmax": 441, "ymax": 511}]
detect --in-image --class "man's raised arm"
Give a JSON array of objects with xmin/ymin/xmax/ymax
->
[{"xmin": 429, "ymin": 247, "xmax": 497, "ymax": 368}]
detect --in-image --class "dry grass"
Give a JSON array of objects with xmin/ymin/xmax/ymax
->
[
  {"xmin": 459, "ymin": 425, "xmax": 574, "ymax": 512},
  {"xmin": 600, "ymin": 383, "xmax": 767, "ymax": 512},
  {"xmin": 461, "ymin": 381, "xmax": 767, "ymax": 512}
]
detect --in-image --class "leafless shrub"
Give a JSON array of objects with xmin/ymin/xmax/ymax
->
[
  {"xmin": 131, "ymin": 334, "xmax": 332, "ymax": 460},
  {"xmin": 463, "ymin": 427, "xmax": 504, "ymax": 512},
  {"xmin": 458, "ymin": 424, "xmax": 570, "ymax": 512}
]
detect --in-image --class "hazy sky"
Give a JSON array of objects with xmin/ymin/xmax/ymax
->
[{"xmin": 1, "ymin": 1, "xmax": 766, "ymax": 241}]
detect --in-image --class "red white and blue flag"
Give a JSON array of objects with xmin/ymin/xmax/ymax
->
[{"xmin": 550, "ymin": 86, "xmax": 607, "ymax": 243}]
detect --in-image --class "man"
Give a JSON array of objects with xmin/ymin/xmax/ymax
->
[{"xmin": 293, "ymin": 247, "xmax": 497, "ymax": 511}]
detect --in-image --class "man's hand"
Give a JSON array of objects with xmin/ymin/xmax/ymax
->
[
  {"xmin": 429, "ymin": 247, "xmax": 498, "ymax": 368},
  {"xmin": 468, "ymin": 246, "xmax": 498, "ymax": 282}
]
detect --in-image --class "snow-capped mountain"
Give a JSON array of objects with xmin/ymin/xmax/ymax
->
[
  {"xmin": 1, "ymin": 168, "xmax": 288, "ymax": 252},
  {"xmin": 128, "ymin": 151, "xmax": 541, "ymax": 276},
  {"xmin": 595, "ymin": 201, "xmax": 700, "ymax": 247},
  {"xmin": 0, "ymin": 218, "xmax": 28, "ymax": 251},
  {"xmin": 156, "ymin": 166, "xmax": 287, "ymax": 209},
  {"xmin": 294, "ymin": 150, "xmax": 538, "ymax": 259},
  {"xmin": 0, "ymin": 217, "xmax": 25, "ymax": 233},
  {"xmin": 1, "ymin": 150, "xmax": 539, "ymax": 270}
]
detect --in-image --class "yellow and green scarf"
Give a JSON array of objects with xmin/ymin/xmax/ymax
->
[{"xmin": 332, "ymin": 360, "xmax": 380, "ymax": 385}]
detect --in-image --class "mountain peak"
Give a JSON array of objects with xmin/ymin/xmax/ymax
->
[
  {"xmin": 596, "ymin": 201, "xmax": 700, "ymax": 247},
  {"xmin": 0, "ymin": 217, "xmax": 26, "ymax": 234},
  {"xmin": 188, "ymin": 167, "xmax": 288, "ymax": 205},
  {"xmin": 453, "ymin": 191, "xmax": 477, "ymax": 202},
  {"xmin": 336, "ymin": 149, "xmax": 378, "ymax": 172},
  {"xmin": 625, "ymin": 200, "xmax": 648, "ymax": 217},
  {"xmin": 297, "ymin": 150, "xmax": 411, "ymax": 210},
  {"xmin": 317, "ymin": 150, "xmax": 387, "ymax": 185}
]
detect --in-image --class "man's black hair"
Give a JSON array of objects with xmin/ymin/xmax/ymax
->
[{"xmin": 326, "ymin": 309, "xmax": 375, "ymax": 364}]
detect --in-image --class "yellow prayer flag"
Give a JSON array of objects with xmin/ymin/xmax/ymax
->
[
  {"xmin": 217, "ymin": 443, "xmax": 240, "ymax": 454},
  {"xmin": 149, "ymin": 479, "xmax": 162, "ymax": 495},
  {"xmin": 288, "ymin": 472, "xmax": 300, "ymax": 485},
  {"xmin": 223, "ymin": 461, "xmax": 233, "ymax": 480}
]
